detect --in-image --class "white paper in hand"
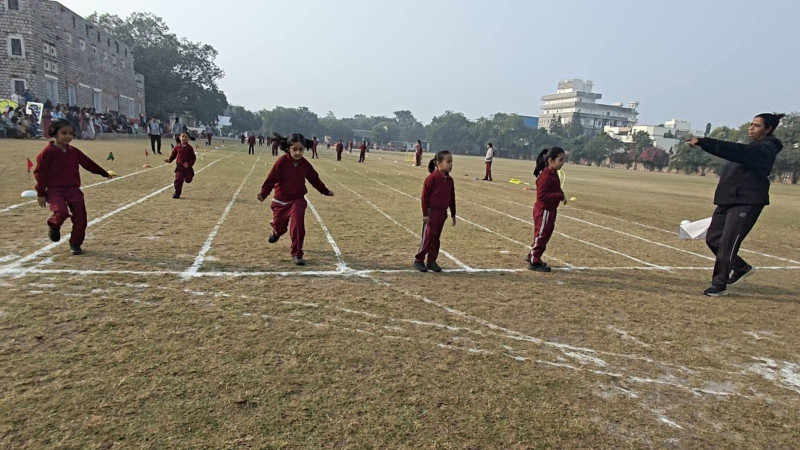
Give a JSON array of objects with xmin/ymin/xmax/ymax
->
[{"xmin": 679, "ymin": 217, "xmax": 712, "ymax": 240}]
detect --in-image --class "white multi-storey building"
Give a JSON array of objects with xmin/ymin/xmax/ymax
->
[
  {"xmin": 604, "ymin": 119, "xmax": 702, "ymax": 152},
  {"xmin": 539, "ymin": 79, "xmax": 638, "ymax": 136}
]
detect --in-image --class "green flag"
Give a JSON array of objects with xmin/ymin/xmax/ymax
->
[{"xmin": 107, "ymin": 152, "xmax": 114, "ymax": 161}]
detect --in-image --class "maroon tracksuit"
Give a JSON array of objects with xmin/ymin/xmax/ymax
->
[
  {"xmin": 248, "ymin": 135, "xmax": 256, "ymax": 155},
  {"xmin": 271, "ymin": 140, "xmax": 280, "ymax": 156},
  {"xmin": 34, "ymin": 142, "xmax": 109, "ymax": 246},
  {"xmin": 414, "ymin": 144, "xmax": 423, "ymax": 166},
  {"xmin": 530, "ymin": 167, "xmax": 564, "ymax": 264},
  {"xmin": 358, "ymin": 143, "xmax": 367, "ymax": 163},
  {"xmin": 415, "ymin": 170, "xmax": 456, "ymax": 263},
  {"xmin": 168, "ymin": 143, "xmax": 197, "ymax": 195},
  {"xmin": 335, "ymin": 143, "xmax": 344, "ymax": 161},
  {"xmin": 259, "ymin": 154, "xmax": 331, "ymax": 257},
  {"xmin": 206, "ymin": 133, "xmax": 213, "ymax": 146}
]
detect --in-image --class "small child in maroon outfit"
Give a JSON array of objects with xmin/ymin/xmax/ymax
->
[
  {"xmin": 528, "ymin": 147, "xmax": 567, "ymax": 272},
  {"xmin": 257, "ymin": 133, "xmax": 334, "ymax": 266},
  {"xmin": 165, "ymin": 131, "xmax": 197, "ymax": 199},
  {"xmin": 414, "ymin": 151, "xmax": 456, "ymax": 273},
  {"xmin": 34, "ymin": 119, "xmax": 113, "ymax": 255}
]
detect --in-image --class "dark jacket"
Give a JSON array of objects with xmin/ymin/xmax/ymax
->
[{"xmin": 698, "ymin": 136, "xmax": 783, "ymax": 206}]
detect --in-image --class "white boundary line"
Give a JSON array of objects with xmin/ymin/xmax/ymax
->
[
  {"xmin": 0, "ymin": 148, "xmax": 226, "ymax": 214},
  {"xmin": 306, "ymin": 195, "xmax": 348, "ymax": 272},
  {"xmin": 5, "ymin": 265, "xmax": 799, "ymax": 278},
  {"xmin": 321, "ymin": 169, "xmax": 474, "ymax": 271},
  {"xmin": 0, "ymin": 148, "xmax": 242, "ymax": 276},
  {"xmin": 182, "ymin": 148, "xmax": 264, "ymax": 277}
]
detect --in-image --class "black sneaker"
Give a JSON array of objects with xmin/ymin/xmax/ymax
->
[
  {"xmin": 172, "ymin": 192, "xmax": 180, "ymax": 199},
  {"xmin": 268, "ymin": 233, "xmax": 279, "ymax": 244},
  {"xmin": 69, "ymin": 243, "xmax": 82, "ymax": 255},
  {"xmin": 729, "ymin": 265, "xmax": 755, "ymax": 286},
  {"xmin": 292, "ymin": 256, "xmax": 305, "ymax": 266},
  {"xmin": 48, "ymin": 226, "xmax": 61, "ymax": 242},
  {"xmin": 528, "ymin": 261, "xmax": 551, "ymax": 272},
  {"xmin": 414, "ymin": 261, "xmax": 428, "ymax": 272},
  {"xmin": 703, "ymin": 285, "xmax": 727, "ymax": 297},
  {"xmin": 525, "ymin": 253, "xmax": 531, "ymax": 263},
  {"xmin": 426, "ymin": 261, "xmax": 442, "ymax": 273}
]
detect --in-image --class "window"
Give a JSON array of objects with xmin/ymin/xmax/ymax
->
[
  {"xmin": 67, "ymin": 85, "xmax": 77, "ymax": 106},
  {"xmin": 50, "ymin": 45, "xmax": 56, "ymax": 56},
  {"xmin": 44, "ymin": 60, "xmax": 50, "ymax": 70},
  {"xmin": 92, "ymin": 45, "xmax": 97, "ymax": 54},
  {"xmin": 93, "ymin": 90, "xmax": 101, "ymax": 111},
  {"xmin": 7, "ymin": 0, "xmax": 20, "ymax": 10},
  {"xmin": 67, "ymin": 33, "xmax": 72, "ymax": 43},
  {"xmin": 72, "ymin": 16, "xmax": 76, "ymax": 28},
  {"xmin": 103, "ymin": 52, "xmax": 108, "ymax": 61},
  {"xmin": 51, "ymin": 62, "xmax": 58, "ymax": 73},
  {"xmin": 107, "ymin": 38, "xmax": 110, "ymax": 47},
  {"xmin": 8, "ymin": 36, "xmax": 24, "ymax": 57},
  {"xmin": 85, "ymin": 24, "xmax": 89, "ymax": 36},
  {"xmin": 97, "ymin": 31, "xmax": 100, "ymax": 42},
  {"xmin": 11, "ymin": 78, "xmax": 26, "ymax": 94},
  {"xmin": 79, "ymin": 39, "xmax": 85, "ymax": 50},
  {"xmin": 115, "ymin": 42, "xmax": 119, "ymax": 53},
  {"xmin": 121, "ymin": 60, "xmax": 125, "ymax": 69},
  {"xmin": 46, "ymin": 78, "xmax": 59, "ymax": 103},
  {"xmin": 112, "ymin": 55, "xmax": 117, "ymax": 64},
  {"xmin": 43, "ymin": 42, "xmax": 49, "ymax": 53},
  {"xmin": 124, "ymin": 48, "xmax": 127, "ymax": 57}
]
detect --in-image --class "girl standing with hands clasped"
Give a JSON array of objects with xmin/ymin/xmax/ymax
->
[
  {"xmin": 414, "ymin": 151, "xmax": 456, "ymax": 273},
  {"xmin": 528, "ymin": 147, "xmax": 567, "ymax": 272}
]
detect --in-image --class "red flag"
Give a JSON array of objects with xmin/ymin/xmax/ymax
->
[{"xmin": 26, "ymin": 158, "xmax": 33, "ymax": 173}]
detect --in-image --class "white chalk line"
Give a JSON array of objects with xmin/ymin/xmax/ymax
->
[
  {"xmin": 306, "ymin": 195, "xmax": 348, "ymax": 272},
  {"xmin": 182, "ymin": 147, "xmax": 265, "ymax": 277},
  {"xmin": 337, "ymin": 163, "xmax": 576, "ymax": 268},
  {"xmin": 0, "ymin": 147, "xmax": 226, "ymax": 214},
  {"xmin": 0, "ymin": 148, "xmax": 242, "ymax": 276},
  {"xmin": 320, "ymin": 168, "xmax": 473, "ymax": 271}
]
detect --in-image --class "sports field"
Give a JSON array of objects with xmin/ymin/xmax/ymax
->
[{"xmin": 1, "ymin": 137, "xmax": 799, "ymax": 447}]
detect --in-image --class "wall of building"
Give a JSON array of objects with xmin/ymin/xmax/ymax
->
[{"xmin": 1, "ymin": 0, "xmax": 144, "ymax": 116}]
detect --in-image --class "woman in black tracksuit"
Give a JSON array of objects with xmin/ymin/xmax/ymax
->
[{"xmin": 687, "ymin": 112, "xmax": 785, "ymax": 297}]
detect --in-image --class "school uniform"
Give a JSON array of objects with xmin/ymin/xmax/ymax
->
[
  {"xmin": 248, "ymin": 135, "xmax": 256, "ymax": 154},
  {"xmin": 259, "ymin": 154, "xmax": 331, "ymax": 258},
  {"xmin": 271, "ymin": 140, "xmax": 280, "ymax": 156},
  {"xmin": 148, "ymin": 121, "xmax": 163, "ymax": 154},
  {"xmin": 483, "ymin": 147, "xmax": 494, "ymax": 180},
  {"xmin": 697, "ymin": 135, "xmax": 783, "ymax": 287},
  {"xmin": 530, "ymin": 167, "xmax": 564, "ymax": 264},
  {"xmin": 416, "ymin": 170, "xmax": 456, "ymax": 264},
  {"xmin": 335, "ymin": 143, "xmax": 344, "ymax": 161},
  {"xmin": 358, "ymin": 143, "xmax": 367, "ymax": 163},
  {"xmin": 311, "ymin": 139, "xmax": 319, "ymax": 159},
  {"xmin": 414, "ymin": 144, "xmax": 423, "ymax": 166},
  {"xmin": 34, "ymin": 142, "xmax": 109, "ymax": 246},
  {"xmin": 167, "ymin": 142, "xmax": 197, "ymax": 195}
]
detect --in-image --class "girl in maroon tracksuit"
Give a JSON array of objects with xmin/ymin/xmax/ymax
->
[
  {"xmin": 34, "ymin": 119, "xmax": 113, "ymax": 255},
  {"xmin": 528, "ymin": 147, "xmax": 567, "ymax": 272},
  {"xmin": 165, "ymin": 131, "xmax": 197, "ymax": 199},
  {"xmin": 415, "ymin": 151, "xmax": 456, "ymax": 273},
  {"xmin": 248, "ymin": 134, "xmax": 256, "ymax": 155},
  {"xmin": 257, "ymin": 133, "xmax": 334, "ymax": 266}
]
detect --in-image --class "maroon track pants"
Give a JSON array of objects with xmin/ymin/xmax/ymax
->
[
  {"xmin": 271, "ymin": 197, "xmax": 307, "ymax": 257},
  {"xmin": 415, "ymin": 208, "xmax": 447, "ymax": 263},
  {"xmin": 46, "ymin": 187, "xmax": 87, "ymax": 246},
  {"xmin": 484, "ymin": 162, "xmax": 492, "ymax": 180},
  {"xmin": 530, "ymin": 207, "xmax": 557, "ymax": 264},
  {"xmin": 174, "ymin": 166, "xmax": 194, "ymax": 194}
]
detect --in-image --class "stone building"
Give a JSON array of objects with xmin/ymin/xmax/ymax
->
[{"xmin": 1, "ymin": 0, "xmax": 144, "ymax": 116}]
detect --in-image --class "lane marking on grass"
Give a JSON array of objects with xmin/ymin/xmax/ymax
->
[
  {"xmin": 0, "ymin": 148, "xmax": 242, "ymax": 276},
  {"xmin": 306, "ymin": 195, "xmax": 348, "ymax": 272},
  {"xmin": 0, "ymin": 147, "xmax": 227, "ymax": 214},
  {"xmin": 182, "ymin": 147, "xmax": 265, "ymax": 278},
  {"xmin": 321, "ymin": 168, "xmax": 474, "ymax": 271}
]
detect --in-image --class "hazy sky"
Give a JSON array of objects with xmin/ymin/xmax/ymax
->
[{"xmin": 66, "ymin": 0, "xmax": 799, "ymax": 128}]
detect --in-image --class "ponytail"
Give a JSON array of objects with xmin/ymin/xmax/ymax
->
[
  {"xmin": 534, "ymin": 147, "xmax": 566, "ymax": 178},
  {"xmin": 755, "ymin": 112, "xmax": 786, "ymax": 134},
  {"xmin": 269, "ymin": 132, "xmax": 307, "ymax": 153},
  {"xmin": 428, "ymin": 150, "xmax": 451, "ymax": 173}
]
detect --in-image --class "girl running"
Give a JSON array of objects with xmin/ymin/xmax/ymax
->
[{"xmin": 165, "ymin": 131, "xmax": 197, "ymax": 199}]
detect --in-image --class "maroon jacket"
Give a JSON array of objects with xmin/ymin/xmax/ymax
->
[
  {"xmin": 535, "ymin": 167, "xmax": 564, "ymax": 210},
  {"xmin": 335, "ymin": 143, "xmax": 343, "ymax": 152},
  {"xmin": 420, "ymin": 169, "xmax": 456, "ymax": 217},
  {"xmin": 34, "ymin": 142, "xmax": 109, "ymax": 196},
  {"xmin": 359, "ymin": 143, "xmax": 367, "ymax": 152},
  {"xmin": 248, "ymin": 135, "xmax": 256, "ymax": 144},
  {"xmin": 168, "ymin": 143, "xmax": 196, "ymax": 167},
  {"xmin": 259, "ymin": 154, "xmax": 330, "ymax": 202}
]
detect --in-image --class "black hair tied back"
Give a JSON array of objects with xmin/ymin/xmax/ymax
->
[{"xmin": 755, "ymin": 112, "xmax": 786, "ymax": 134}]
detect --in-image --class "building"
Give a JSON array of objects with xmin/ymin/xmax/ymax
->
[
  {"xmin": 1, "ymin": 0, "xmax": 145, "ymax": 116},
  {"xmin": 604, "ymin": 118, "xmax": 702, "ymax": 152},
  {"xmin": 539, "ymin": 79, "xmax": 638, "ymax": 136},
  {"xmin": 519, "ymin": 115, "xmax": 539, "ymax": 129}
]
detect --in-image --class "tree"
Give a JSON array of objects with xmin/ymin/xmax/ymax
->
[
  {"xmin": 639, "ymin": 147, "xmax": 670, "ymax": 171},
  {"xmin": 393, "ymin": 110, "xmax": 425, "ymax": 142},
  {"xmin": 566, "ymin": 114, "xmax": 584, "ymax": 139},
  {"xmin": 629, "ymin": 130, "xmax": 654, "ymax": 170},
  {"xmin": 224, "ymin": 105, "xmax": 262, "ymax": 134},
  {"xmin": 548, "ymin": 116, "xmax": 567, "ymax": 138},
  {"xmin": 258, "ymin": 106, "xmax": 320, "ymax": 137},
  {"xmin": 574, "ymin": 133, "xmax": 621, "ymax": 166},
  {"xmin": 668, "ymin": 140, "xmax": 711, "ymax": 175},
  {"xmin": 88, "ymin": 12, "xmax": 227, "ymax": 122},
  {"xmin": 425, "ymin": 111, "xmax": 474, "ymax": 154},
  {"xmin": 773, "ymin": 112, "xmax": 800, "ymax": 183},
  {"xmin": 372, "ymin": 121, "xmax": 398, "ymax": 144}
]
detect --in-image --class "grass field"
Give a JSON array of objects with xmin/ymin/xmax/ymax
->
[{"xmin": 1, "ymin": 137, "xmax": 799, "ymax": 448}]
